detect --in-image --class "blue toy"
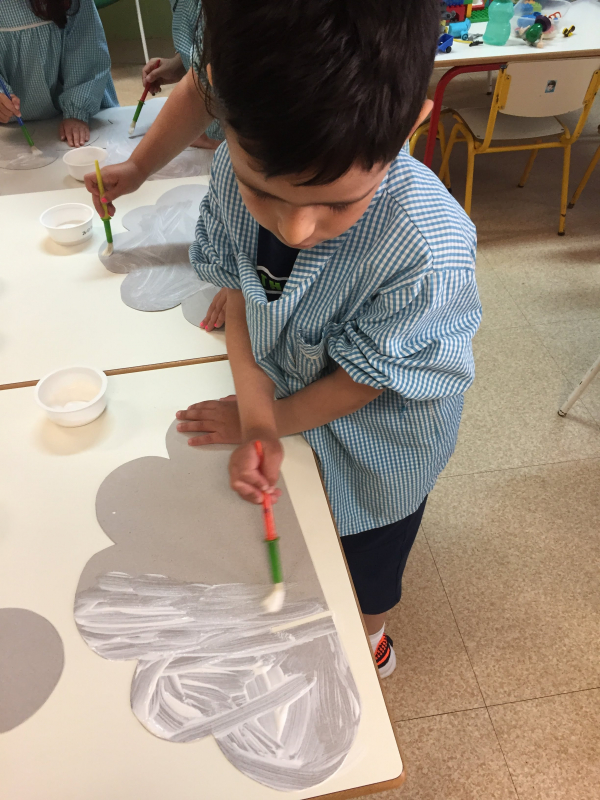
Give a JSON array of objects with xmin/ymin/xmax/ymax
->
[
  {"xmin": 448, "ymin": 18, "xmax": 471, "ymax": 38},
  {"xmin": 437, "ymin": 32, "xmax": 454, "ymax": 52}
]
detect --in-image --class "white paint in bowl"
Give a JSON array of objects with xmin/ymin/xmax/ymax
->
[
  {"xmin": 35, "ymin": 366, "xmax": 108, "ymax": 427},
  {"xmin": 40, "ymin": 203, "xmax": 94, "ymax": 246},
  {"xmin": 62, "ymin": 146, "xmax": 106, "ymax": 181}
]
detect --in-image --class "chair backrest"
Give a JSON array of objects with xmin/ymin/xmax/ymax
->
[{"xmin": 500, "ymin": 58, "xmax": 600, "ymax": 117}]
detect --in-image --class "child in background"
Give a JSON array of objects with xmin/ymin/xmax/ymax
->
[
  {"xmin": 175, "ymin": 0, "xmax": 481, "ymax": 677},
  {"xmin": 141, "ymin": 0, "xmax": 223, "ymax": 150},
  {"xmin": 0, "ymin": 0, "xmax": 118, "ymax": 147}
]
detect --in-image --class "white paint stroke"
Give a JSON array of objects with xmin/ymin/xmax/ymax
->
[{"xmin": 75, "ymin": 572, "xmax": 361, "ymax": 792}]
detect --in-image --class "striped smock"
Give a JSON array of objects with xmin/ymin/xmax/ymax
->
[{"xmin": 190, "ymin": 143, "xmax": 481, "ymax": 536}]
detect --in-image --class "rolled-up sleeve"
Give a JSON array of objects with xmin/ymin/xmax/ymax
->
[
  {"xmin": 327, "ymin": 266, "xmax": 481, "ymax": 400},
  {"xmin": 58, "ymin": 0, "xmax": 113, "ymax": 122},
  {"xmin": 189, "ymin": 176, "xmax": 243, "ymax": 289}
]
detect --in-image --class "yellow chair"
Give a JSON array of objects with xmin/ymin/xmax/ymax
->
[
  {"xmin": 409, "ymin": 118, "xmax": 447, "ymax": 159},
  {"xmin": 438, "ymin": 58, "xmax": 600, "ymax": 234},
  {"xmin": 568, "ymin": 124, "xmax": 600, "ymax": 211}
]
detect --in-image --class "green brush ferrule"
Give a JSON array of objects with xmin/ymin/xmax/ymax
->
[
  {"xmin": 266, "ymin": 538, "xmax": 283, "ymax": 585},
  {"xmin": 102, "ymin": 217, "xmax": 113, "ymax": 244},
  {"xmin": 21, "ymin": 124, "xmax": 35, "ymax": 148},
  {"xmin": 132, "ymin": 100, "xmax": 144, "ymax": 124}
]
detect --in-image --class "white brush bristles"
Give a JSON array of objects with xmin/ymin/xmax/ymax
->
[
  {"xmin": 31, "ymin": 146, "xmax": 42, "ymax": 155},
  {"xmin": 102, "ymin": 242, "xmax": 114, "ymax": 257},
  {"xmin": 262, "ymin": 583, "xmax": 285, "ymax": 614}
]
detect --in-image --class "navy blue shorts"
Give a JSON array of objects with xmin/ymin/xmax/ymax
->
[{"xmin": 341, "ymin": 497, "xmax": 427, "ymax": 615}]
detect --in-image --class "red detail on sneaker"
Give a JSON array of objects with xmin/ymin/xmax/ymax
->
[{"xmin": 374, "ymin": 633, "xmax": 393, "ymax": 669}]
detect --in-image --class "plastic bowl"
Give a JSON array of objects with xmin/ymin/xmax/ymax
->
[
  {"xmin": 62, "ymin": 146, "xmax": 106, "ymax": 181},
  {"xmin": 40, "ymin": 203, "xmax": 94, "ymax": 246},
  {"xmin": 35, "ymin": 366, "xmax": 108, "ymax": 427}
]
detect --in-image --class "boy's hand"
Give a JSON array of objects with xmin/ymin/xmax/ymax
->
[
  {"xmin": 176, "ymin": 395, "xmax": 242, "ymax": 446},
  {"xmin": 0, "ymin": 93, "xmax": 20, "ymax": 123},
  {"xmin": 201, "ymin": 288, "xmax": 227, "ymax": 331},
  {"xmin": 142, "ymin": 55, "xmax": 186, "ymax": 94},
  {"xmin": 60, "ymin": 118, "xmax": 90, "ymax": 148},
  {"xmin": 229, "ymin": 437, "xmax": 283, "ymax": 504},
  {"xmin": 83, "ymin": 160, "xmax": 146, "ymax": 217}
]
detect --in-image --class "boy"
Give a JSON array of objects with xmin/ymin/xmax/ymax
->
[{"xmin": 165, "ymin": 0, "xmax": 483, "ymax": 676}]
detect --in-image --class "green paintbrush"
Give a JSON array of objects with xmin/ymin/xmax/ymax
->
[
  {"xmin": 94, "ymin": 159, "xmax": 113, "ymax": 256},
  {"xmin": 254, "ymin": 440, "xmax": 285, "ymax": 613}
]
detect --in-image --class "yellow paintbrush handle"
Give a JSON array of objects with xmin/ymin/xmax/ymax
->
[{"xmin": 94, "ymin": 159, "xmax": 109, "ymax": 218}]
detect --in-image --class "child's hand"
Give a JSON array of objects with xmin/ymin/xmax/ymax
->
[
  {"xmin": 229, "ymin": 438, "xmax": 283, "ymax": 504},
  {"xmin": 201, "ymin": 288, "xmax": 227, "ymax": 331},
  {"xmin": 83, "ymin": 161, "xmax": 146, "ymax": 217},
  {"xmin": 0, "ymin": 93, "xmax": 20, "ymax": 123},
  {"xmin": 142, "ymin": 55, "xmax": 186, "ymax": 94},
  {"xmin": 176, "ymin": 395, "xmax": 242, "ymax": 446},
  {"xmin": 60, "ymin": 118, "xmax": 90, "ymax": 148}
]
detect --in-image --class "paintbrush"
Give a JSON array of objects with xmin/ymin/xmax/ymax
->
[
  {"xmin": 0, "ymin": 76, "xmax": 42, "ymax": 155},
  {"xmin": 254, "ymin": 440, "xmax": 285, "ymax": 613},
  {"xmin": 94, "ymin": 159, "xmax": 113, "ymax": 256},
  {"xmin": 129, "ymin": 59, "xmax": 160, "ymax": 136}
]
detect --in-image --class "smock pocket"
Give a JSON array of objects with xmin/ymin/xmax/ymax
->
[{"xmin": 294, "ymin": 330, "xmax": 330, "ymax": 384}]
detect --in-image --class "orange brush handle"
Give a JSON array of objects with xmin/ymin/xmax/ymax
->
[{"xmin": 253, "ymin": 441, "xmax": 278, "ymax": 542}]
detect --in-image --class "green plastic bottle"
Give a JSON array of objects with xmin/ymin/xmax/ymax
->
[{"xmin": 483, "ymin": 0, "xmax": 514, "ymax": 46}]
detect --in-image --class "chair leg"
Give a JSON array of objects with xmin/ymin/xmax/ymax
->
[
  {"xmin": 437, "ymin": 121, "xmax": 449, "ymax": 185},
  {"xmin": 409, "ymin": 123, "xmax": 427, "ymax": 156},
  {"xmin": 464, "ymin": 138, "xmax": 475, "ymax": 217},
  {"xmin": 518, "ymin": 146, "xmax": 540, "ymax": 188},
  {"xmin": 558, "ymin": 354, "xmax": 600, "ymax": 416},
  {"xmin": 568, "ymin": 143, "xmax": 600, "ymax": 209},
  {"xmin": 558, "ymin": 144, "xmax": 571, "ymax": 236},
  {"xmin": 438, "ymin": 124, "xmax": 459, "ymax": 189}
]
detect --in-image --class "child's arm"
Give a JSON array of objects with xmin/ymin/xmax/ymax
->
[
  {"xmin": 58, "ymin": 0, "xmax": 114, "ymax": 142},
  {"xmin": 179, "ymin": 289, "xmax": 383, "ymax": 503},
  {"xmin": 84, "ymin": 69, "xmax": 215, "ymax": 218}
]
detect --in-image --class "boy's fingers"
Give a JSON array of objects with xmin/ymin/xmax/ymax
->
[
  {"xmin": 176, "ymin": 420, "xmax": 217, "ymax": 433},
  {"xmin": 186, "ymin": 432, "xmax": 222, "ymax": 446},
  {"xmin": 231, "ymin": 480, "xmax": 264, "ymax": 504}
]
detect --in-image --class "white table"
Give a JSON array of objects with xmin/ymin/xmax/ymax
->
[
  {"xmin": 0, "ymin": 99, "xmax": 213, "ymax": 195},
  {"xmin": 0, "ymin": 177, "xmax": 227, "ymax": 388},
  {"xmin": 435, "ymin": 1, "xmax": 600, "ymax": 68},
  {"xmin": 0, "ymin": 361, "xmax": 404, "ymax": 800}
]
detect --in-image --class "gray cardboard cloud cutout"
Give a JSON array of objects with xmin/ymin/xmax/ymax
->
[
  {"xmin": 0, "ymin": 608, "xmax": 64, "ymax": 732},
  {"xmin": 97, "ymin": 185, "xmax": 219, "ymax": 326},
  {"xmin": 74, "ymin": 422, "xmax": 360, "ymax": 791}
]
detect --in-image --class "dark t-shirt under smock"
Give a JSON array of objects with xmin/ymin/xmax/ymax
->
[{"xmin": 256, "ymin": 225, "xmax": 300, "ymax": 301}]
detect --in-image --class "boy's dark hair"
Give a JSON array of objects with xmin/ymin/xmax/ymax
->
[{"xmin": 197, "ymin": 0, "xmax": 439, "ymax": 185}]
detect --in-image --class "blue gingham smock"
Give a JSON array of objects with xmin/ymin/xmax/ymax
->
[
  {"xmin": 190, "ymin": 144, "xmax": 482, "ymax": 536},
  {"xmin": 0, "ymin": 0, "xmax": 117, "ymax": 123},
  {"xmin": 169, "ymin": 0, "xmax": 224, "ymax": 141}
]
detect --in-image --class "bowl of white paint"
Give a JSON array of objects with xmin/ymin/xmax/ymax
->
[
  {"xmin": 40, "ymin": 202, "xmax": 94, "ymax": 246},
  {"xmin": 35, "ymin": 366, "xmax": 108, "ymax": 427},
  {"xmin": 62, "ymin": 146, "xmax": 106, "ymax": 181}
]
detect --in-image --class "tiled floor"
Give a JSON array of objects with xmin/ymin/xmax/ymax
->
[{"xmin": 107, "ymin": 50, "xmax": 600, "ymax": 798}]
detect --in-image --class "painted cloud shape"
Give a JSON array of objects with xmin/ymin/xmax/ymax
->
[
  {"xmin": 97, "ymin": 185, "xmax": 220, "ymax": 327},
  {"xmin": 73, "ymin": 422, "xmax": 361, "ymax": 792}
]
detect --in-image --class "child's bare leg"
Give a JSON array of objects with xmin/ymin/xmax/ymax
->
[{"xmin": 364, "ymin": 612, "xmax": 386, "ymax": 635}]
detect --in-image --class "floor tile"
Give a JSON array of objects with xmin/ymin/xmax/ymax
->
[
  {"xmin": 490, "ymin": 690, "xmax": 600, "ymax": 800},
  {"xmin": 371, "ymin": 709, "xmax": 517, "ymax": 800},
  {"xmin": 534, "ymin": 318, "xmax": 600, "ymax": 425},
  {"xmin": 475, "ymin": 265, "xmax": 529, "ymax": 332},
  {"xmin": 423, "ymin": 459, "xmax": 600, "ymax": 705},
  {"xmin": 382, "ymin": 534, "xmax": 483, "ymax": 722},
  {"xmin": 443, "ymin": 324, "xmax": 600, "ymax": 478}
]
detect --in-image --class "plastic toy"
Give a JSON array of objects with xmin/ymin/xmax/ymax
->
[
  {"xmin": 448, "ymin": 18, "xmax": 472, "ymax": 37},
  {"xmin": 562, "ymin": 24, "xmax": 575, "ymax": 36},
  {"xmin": 515, "ymin": 14, "xmax": 552, "ymax": 47},
  {"xmin": 437, "ymin": 32, "xmax": 454, "ymax": 53},
  {"xmin": 483, "ymin": 0, "xmax": 514, "ymax": 46}
]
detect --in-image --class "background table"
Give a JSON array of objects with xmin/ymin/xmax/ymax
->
[
  {"xmin": 0, "ymin": 361, "xmax": 404, "ymax": 800},
  {"xmin": 426, "ymin": 1, "xmax": 600, "ymax": 165},
  {"xmin": 0, "ymin": 99, "xmax": 213, "ymax": 196},
  {"xmin": 0, "ymin": 177, "xmax": 227, "ymax": 389}
]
